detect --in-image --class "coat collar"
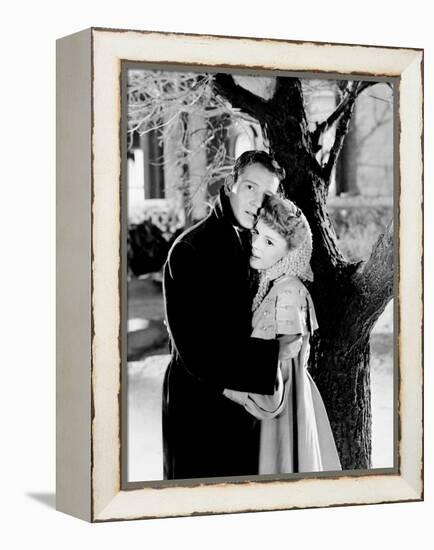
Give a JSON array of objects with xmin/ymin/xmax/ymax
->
[
  {"xmin": 213, "ymin": 186, "xmax": 252, "ymax": 254},
  {"xmin": 213, "ymin": 186, "xmax": 257, "ymax": 304},
  {"xmin": 214, "ymin": 186, "xmax": 244, "ymax": 231}
]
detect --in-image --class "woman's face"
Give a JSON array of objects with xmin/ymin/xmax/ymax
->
[{"xmin": 250, "ymin": 219, "xmax": 289, "ymax": 271}]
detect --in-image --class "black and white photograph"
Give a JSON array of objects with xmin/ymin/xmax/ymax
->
[
  {"xmin": 124, "ymin": 66, "xmax": 395, "ymax": 484},
  {"xmin": 3, "ymin": 0, "xmax": 432, "ymax": 541}
]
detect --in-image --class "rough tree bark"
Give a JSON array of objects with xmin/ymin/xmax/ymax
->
[{"xmin": 214, "ymin": 75, "xmax": 394, "ymax": 469}]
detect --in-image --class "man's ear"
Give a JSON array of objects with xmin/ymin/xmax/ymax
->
[{"xmin": 224, "ymin": 174, "xmax": 235, "ymax": 195}]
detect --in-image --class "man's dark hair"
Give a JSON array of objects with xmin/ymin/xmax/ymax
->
[{"xmin": 233, "ymin": 150, "xmax": 286, "ymax": 183}]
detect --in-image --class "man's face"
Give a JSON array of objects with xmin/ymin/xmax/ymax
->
[{"xmin": 228, "ymin": 163, "xmax": 280, "ymax": 229}]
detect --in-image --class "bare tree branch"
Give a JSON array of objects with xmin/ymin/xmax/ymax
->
[
  {"xmin": 357, "ymin": 118, "xmax": 392, "ymax": 147},
  {"xmin": 321, "ymin": 81, "xmax": 378, "ymax": 182},
  {"xmin": 213, "ymin": 73, "xmax": 271, "ymax": 122},
  {"xmin": 357, "ymin": 99, "xmax": 392, "ymax": 147},
  {"xmin": 310, "ymin": 82, "xmax": 355, "ymax": 152}
]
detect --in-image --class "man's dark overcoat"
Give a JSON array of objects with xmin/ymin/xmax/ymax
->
[{"xmin": 162, "ymin": 188, "xmax": 279, "ymax": 480}]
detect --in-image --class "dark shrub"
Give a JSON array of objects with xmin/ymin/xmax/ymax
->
[{"xmin": 127, "ymin": 220, "xmax": 170, "ymax": 277}]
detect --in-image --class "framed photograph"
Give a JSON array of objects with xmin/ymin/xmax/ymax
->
[{"xmin": 56, "ymin": 27, "xmax": 423, "ymax": 522}]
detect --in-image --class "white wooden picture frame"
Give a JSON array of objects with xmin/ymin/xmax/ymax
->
[{"xmin": 56, "ymin": 27, "xmax": 423, "ymax": 522}]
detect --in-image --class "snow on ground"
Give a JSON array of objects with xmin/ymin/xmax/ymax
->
[{"xmin": 127, "ymin": 354, "xmax": 170, "ymax": 481}]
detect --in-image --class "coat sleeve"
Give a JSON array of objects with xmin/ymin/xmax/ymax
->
[
  {"xmin": 275, "ymin": 286, "xmax": 307, "ymax": 336},
  {"xmin": 164, "ymin": 240, "xmax": 279, "ymax": 394},
  {"xmin": 223, "ymin": 365, "xmax": 286, "ymax": 420}
]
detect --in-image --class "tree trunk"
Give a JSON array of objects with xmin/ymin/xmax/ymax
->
[{"xmin": 310, "ymin": 320, "xmax": 372, "ymax": 469}]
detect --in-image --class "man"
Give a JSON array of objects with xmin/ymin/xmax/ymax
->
[{"xmin": 162, "ymin": 150, "xmax": 289, "ymax": 480}]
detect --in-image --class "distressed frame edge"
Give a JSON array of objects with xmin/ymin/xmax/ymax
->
[
  {"xmin": 396, "ymin": 50, "xmax": 424, "ymax": 501},
  {"xmin": 87, "ymin": 29, "xmax": 423, "ymax": 522},
  {"xmin": 94, "ymin": 478, "xmax": 422, "ymax": 523},
  {"xmin": 90, "ymin": 25, "xmax": 424, "ymax": 56}
]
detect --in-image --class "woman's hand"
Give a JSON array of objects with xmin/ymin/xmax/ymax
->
[{"xmin": 278, "ymin": 334, "xmax": 302, "ymax": 360}]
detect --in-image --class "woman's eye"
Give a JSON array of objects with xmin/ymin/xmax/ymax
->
[{"xmin": 266, "ymin": 239, "xmax": 273, "ymax": 246}]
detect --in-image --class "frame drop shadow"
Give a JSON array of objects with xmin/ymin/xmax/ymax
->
[{"xmin": 26, "ymin": 492, "xmax": 56, "ymax": 509}]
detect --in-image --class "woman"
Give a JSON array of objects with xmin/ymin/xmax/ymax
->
[{"xmin": 224, "ymin": 193, "xmax": 341, "ymax": 474}]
